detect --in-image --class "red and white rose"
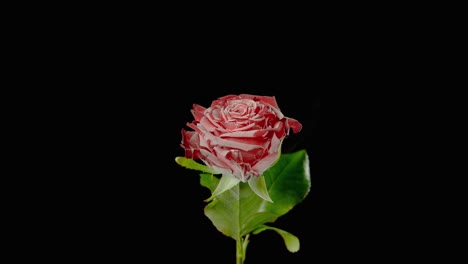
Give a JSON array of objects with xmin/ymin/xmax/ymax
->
[{"xmin": 181, "ymin": 94, "xmax": 302, "ymax": 182}]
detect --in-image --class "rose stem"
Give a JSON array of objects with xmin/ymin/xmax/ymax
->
[{"xmin": 236, "ymin": 234, "xmax": 250, "ymax": 264}]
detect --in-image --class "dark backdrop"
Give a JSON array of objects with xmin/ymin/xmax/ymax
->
[
  {"xmin": 21, "ymin": 6, "xmax": 433, "ymax": 263},
  {"xmin": 39, "ymin": 8, "xmax": 439, "ymax": 262}
]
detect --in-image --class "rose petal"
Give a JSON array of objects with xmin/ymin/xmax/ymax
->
[
  {"xmin": 238, "ymin": 94, "xmax": 280, "ymax": 109},
  {"xmin": 219, "ymin": 129, "xmax": 270, "ymax": 138},
  {"xmin": 191, "ymin": 104, "xmax": 206, "ymax": 121},
  {"xmin": 181, "ymin": 93, "xmax": 304, "ymax": 181},
  {"xmin": 287, "ymin": 118, "xmax": 303, "ymax": 134},
  {"xmin": 199, "ymin": 116, "xmax": 219, "ymax": 133},
  {"xmin": 194, "ymin": 125, "xmax": 263, "ymax": 151}
]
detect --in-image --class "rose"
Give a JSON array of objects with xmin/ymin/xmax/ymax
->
[{"xmin": 181, "ymin": 94, "xmax": 302, "ymax": 182}]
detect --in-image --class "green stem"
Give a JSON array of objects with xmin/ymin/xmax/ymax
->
[
  {"xmin": 236, "ymin": 239, "xmax": 242, "ymax": 264},
  {"xmin": 236, "ymin": 234, "xmax": 250, "ymax": 264}
]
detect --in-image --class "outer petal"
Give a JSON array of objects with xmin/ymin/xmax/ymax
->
[
  {"xmin": 252, "ymin": 134, "xmax": 282, "ymax": 175},
  {"xmin": 181, "ymin": 129, "xmax": 200, "ymax": 159},
  {"xmin": 287, "ymin": 117, "xmax": 303, "ymax": 134},
  {"xmin": 191, "ymin": 104, "xmax": 206, "ymax": 121},
  {"xmin": 199, "ymin": 115, "xmax": 219, "ymax": 133},
  {"xmin": 195, "ymin": 124, "xmax": 264, "ymax": 152}
]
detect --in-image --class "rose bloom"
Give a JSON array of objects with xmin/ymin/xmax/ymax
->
[{"xmin": 181, "ymin": 94, "xmax": 302, "ymax": 182}]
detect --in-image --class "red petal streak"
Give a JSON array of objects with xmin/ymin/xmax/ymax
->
[
  {"xmin": 191, "ymin": 104, "xmax": 206, "ymax": 121},
  {"xmin": 268, "ymin": 133, "xmax": 282, "ymax": 153},
  {"xmin": 181, "ymin": 129, "xmax": 201, "ymax": 159},
  {"xmin": 287, "ymin": 118, "xmax": 303, "ymax": 134}
]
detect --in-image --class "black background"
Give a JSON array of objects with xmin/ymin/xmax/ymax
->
[
  {"xmin": 19, "ymin": 7, "xmax": 448, "ymax": 263},
  {"xmin": 8, "ymin": 2, "xmax": 454, "ymax": 261}
]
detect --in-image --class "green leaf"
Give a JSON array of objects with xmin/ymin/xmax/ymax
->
[
  {"xmin": 203, "ymin": 149, "xmax": 311, "ymax": 241},
  {"xmin": 262, "ymin": 149, "xmax": 311, "ymax": 216},
  {"xmin": 252, "ymin": 225, "xmax": 300, "ymax": 253},
  {"xmin": 175, "ymin": 157, "xmax": 219, "ymax": 174}
]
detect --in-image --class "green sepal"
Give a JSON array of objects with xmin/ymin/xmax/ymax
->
[
  {"xmin": 205, "ymin": 174, "xmax": 240, "ymax": 202},
  {"xmin": 175, "ymin": 157, "xmax": 219, "ymax": 174},
  {"xmin": 200, "ymin": 173, "xmax": 219, "ymax": 192},
  {"xmin": 248, "ymin": 176, "xmax": 273, "ymax": 203}
]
